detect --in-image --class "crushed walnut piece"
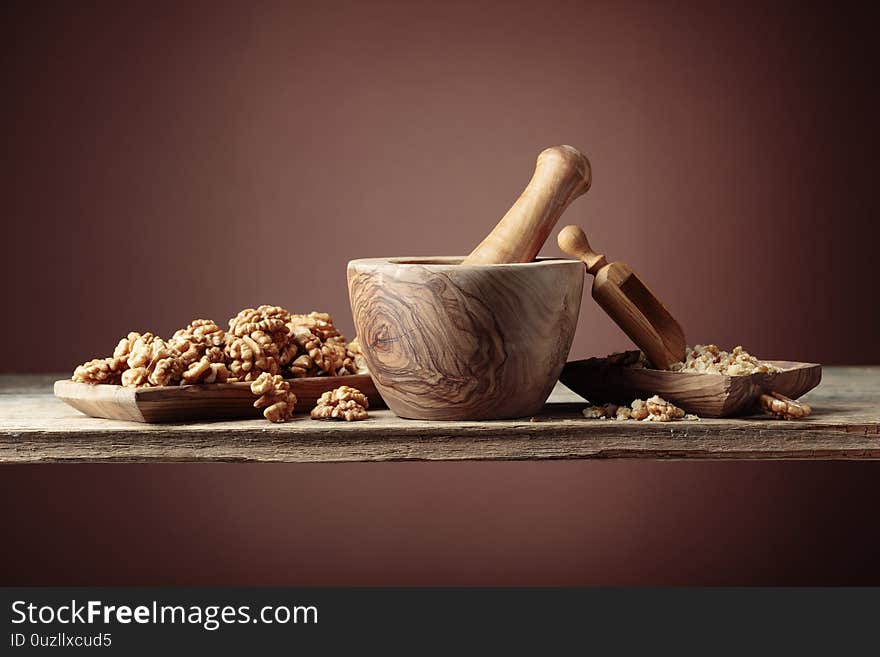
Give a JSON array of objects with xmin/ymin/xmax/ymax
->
[
  {"xmin": 250, "ymin": 372, "xmax": 297, "ymax": 423},
  {"xmin": 582, "ymin": 396, "xmax": 695, "ymax": 422},
  {"xmin": 646, "ymin": 395, "xmax": 686, "ymax": 421},
  {"xmin": 670, "ymin": 344, "xmax": 781, "ymax": 376},
  {"xmin": 607, "ymin": 345, "xmax": 781, "ymax": 375},
  {"xmin": 311, "ymin": 385, "xmax": 370, "ymax": 421},
  {"xmin": 760, "ymin": 392, "xmax": 812, "ymax": 420}
]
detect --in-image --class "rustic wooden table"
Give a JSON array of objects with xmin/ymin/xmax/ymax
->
[{"xmin": 1, "ymin": 369, "xmax": 877, "ymax": 462}]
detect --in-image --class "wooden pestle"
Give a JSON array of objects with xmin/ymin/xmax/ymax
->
[{"xmin": 463, "ymin": 145, "xmax": 591, "ymax": 265}]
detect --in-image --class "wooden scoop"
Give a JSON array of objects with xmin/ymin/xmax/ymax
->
[
  {"xmin": 463, "ymin": 145, "xmax": 591, "ymax": 265},
  {"xmin": 557, "ymin": 224, "xmax": 686, "ymax": 370}
]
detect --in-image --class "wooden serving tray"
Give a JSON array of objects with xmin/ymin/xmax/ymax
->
[
  {"xmin": 560, "ymin": 357, "xmax": 821, "ymax": 418},
  {"xmin": 54, "ymin": 374, "xmax": 383, "ymax": 423}
]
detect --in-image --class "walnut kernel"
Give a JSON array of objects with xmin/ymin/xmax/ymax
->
[
  {"xmin": 311, "ymin": 385, "xmax": 369, "ymax": 421},
  {"xmin": 250, "ymin": 372, "xmax": 297, "ymax": 423},
  {"xmin": 760, "ymin": 392, "xmax": 812, "ymax": 420},
  {"xmin": 72, "ymin": 357, "xmax": 127, "ymax": 385},
  {"xmin": 225, "ymin": 331, "xmax": 281, "ymax": 382},
  {"xmin": 182, "ymin": 357, "xmax": 229, "ymax": 384}
]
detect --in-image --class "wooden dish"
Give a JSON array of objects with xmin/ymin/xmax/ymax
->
[
  {"xmin": 53, "ymin": 374, "xmax": 382, "ymax": 423},
  {"xmin": 559, "ymin": 356, "xmax": 822, "ymax": 418},
  {"xmin": 348, "ymin": 256, "xmax": 584, "ymax": 420}
]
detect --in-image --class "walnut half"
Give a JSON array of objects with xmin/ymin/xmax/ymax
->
[
  {"xmin": 250, "ymin": 372, "xmax": 297, "ymax": 423},
  {"xmin": 760, "ymin": 392, "xmax": 812, "ymax": 420},
  {"xmin": 72, "ymin": 356, "xmax": 127, "ymax": 385},
  {"xmin": 311, "ymin": 386, "xmax": 369, "ymax": 421}
]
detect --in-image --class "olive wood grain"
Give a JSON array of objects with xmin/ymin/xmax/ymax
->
[
  {"xmin": 53, "ymin": 374, "xmax": 382, "ymax": 423},
  {"xmin": 560, "ymin": 356, "xmax": 821, "ymax": 417},
  {"xmin": 347, "ymin": 257, "xmax": 583, "ymax": 420},
  {"xmin": 463, "ymin": 146, "xmax": 591, "ymax": 265},
  {"xmin": 558, "ymin": 224, "xmax": 686, "ymax": 369}
]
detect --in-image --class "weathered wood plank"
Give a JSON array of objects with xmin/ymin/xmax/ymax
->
[{"xmin": 0, "ymin": 368, "xmax": 877, "ymax": 462}]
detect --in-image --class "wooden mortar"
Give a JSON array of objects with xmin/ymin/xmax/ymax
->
[{"xmin": 347, "ymin": 257, "xmax": 584, "ymax": 420}]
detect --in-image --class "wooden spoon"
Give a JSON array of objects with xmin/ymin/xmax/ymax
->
[
  {"xmin": 557, "ymin": 224, "xmax": 686, "ymax": 370},
  {"xmin": 463, "ymin": 145, "xmax": 591, "ymax": 265}
]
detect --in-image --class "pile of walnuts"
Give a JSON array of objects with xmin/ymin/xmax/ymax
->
[{"xmin": 71, "ymin": 305, "xmax": 370, "ymax": 423}]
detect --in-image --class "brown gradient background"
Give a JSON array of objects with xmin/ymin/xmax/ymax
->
[{"xmin": 1, "ymin": 0, "xmax": 878, "ymax": 585}]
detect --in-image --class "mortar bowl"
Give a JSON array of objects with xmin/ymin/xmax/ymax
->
[{"xmin": 347, "ymin": 257, "xmax": 584, "ymax": 420}]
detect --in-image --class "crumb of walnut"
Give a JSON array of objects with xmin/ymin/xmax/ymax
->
[
  {"xmin": 645, "ymin": 395, "xmax": 686, "ymax": 422},
  {"xmin": 249, "ymin": 372, "xmax": 297, "ymax": 423},
  {"xmin": 581, "ymin": 402, "xmax": 626, "ymax": 420},
  {"xmin": 629, "ymin": 399, "xmax": 650, "ymax": 420},
  {"xmin": 582, "ymin": 405, "xmax": 605, "ymax": 419},
  {"xmin": 760, "ymin": 392, "xmax": 812, "ymax": 420},
  {"xmin": 225, "ymin": 331, "xmax": 281, "ymax": 382},
  {"xmin": 669, "ymin": 344, "xmax": 781, "ymax": 376},
  {"xmin": 582, "ymin": 396, "xmax": 692, "ymax": 422},
  {"xmin": 72, "ymin": 356, "xmax": 128, "ymax": 385},
  {"xmin": 310, "ymin": 385, "xmax": 369, "ymax": 421}
]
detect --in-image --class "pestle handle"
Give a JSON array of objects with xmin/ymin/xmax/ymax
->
[
  {"xmin": 557, "ymin": 224, "xmax": 607, "ymax": 275},
  {"xmin": 462, "ymin": 146, "xmax": 591, "ymax": 265}
]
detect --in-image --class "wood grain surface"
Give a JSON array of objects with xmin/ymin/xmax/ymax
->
[
  {"xmin": 53, "ymin": 374, "xmax": 382, "ymax": 423},
  {"xmin": 561, "ymin": 358, "xmax": 822, "ymax": 417},
  {"xmin": 347, "ymin": 257, "xmax": 584, "ymax": 420},
  {"xmin": 1, "ymin": 368, "xmax": 877, "ymax": 463}
]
